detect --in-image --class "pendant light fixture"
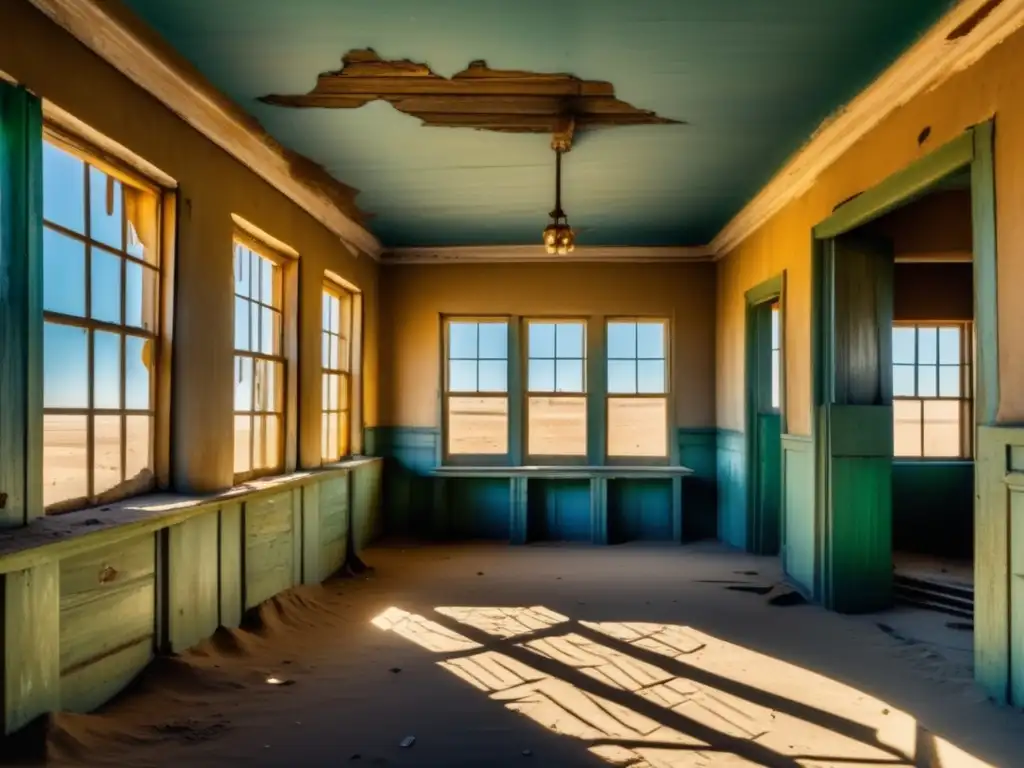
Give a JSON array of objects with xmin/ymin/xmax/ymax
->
[{"xmin": 543, "ymin": 123, "xmax": 575, "ymax": 255}]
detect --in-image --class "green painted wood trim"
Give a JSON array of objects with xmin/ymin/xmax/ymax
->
[
  {"xmin": 671, "ymin": 475, "xmax": 684, "ymax": 543},
  {"xmin": 780, "ymin": 434, "xmax": 813, "ymax": 447},
  {"xmin": 972, "ymin": 120, "xmax": 999, "ymax": 426},
  {"xmin": 813, "ymin": 130, "xmax": 974, "ymax": 239},
  {"xmin": 301, "ymin": 484, "xmax": 321, "ymax": 585},
  {"xmin": 745, "ymin": 274, "xmax": 784, "ymax": 554},
  {"xmin": 0, "ymin": 84, "xmax": 43, "ymax": 528},
  {"xmin": 167, "ymin": 513, "xmax": 219, "ymax": 654},
  {"xmin": 0, "ymin": 458, "xmax": 381, "ymax": 576},
  {"xmin": 218, "ymin": 503, "xmax": 243, "ymax": 630},
  {"xmin": 432, "ymin": 466, "xmax": 694, "ymax": 479},
  {"xmin": 826, "ymin": 405, "xmax": 894, "ymax": 457},
  {"xmin": 2, "ymin": 562, "xmax": 59, "ymax": 735},
  {"xmin": 509, "ymin": 477, "xmax": 528, "ymax": 544}
]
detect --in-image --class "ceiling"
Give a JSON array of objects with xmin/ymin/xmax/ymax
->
[{"xmin": 120, "ymin": 0, "xmax": 956, "ymax": 249}]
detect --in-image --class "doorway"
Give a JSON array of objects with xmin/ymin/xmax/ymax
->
[
  {"xmin": 809, "ymin": 122, "xmax": 995, "ymax": 615},
  {"xmin": 745, "ymin": 276, "xmax": 784, "ymax": 557}
]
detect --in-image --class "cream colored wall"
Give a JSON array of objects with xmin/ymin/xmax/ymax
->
[
  {"xmin": 0, "ymin": 1, "xmax": 379, "ymax": 493},
  {"xmin": 717, "ymin": 25, "xmax": 1024, "ymax": 434},
  {"xmin": 379, "ymin": 262, "xmax": 716, "ymax": 429}
]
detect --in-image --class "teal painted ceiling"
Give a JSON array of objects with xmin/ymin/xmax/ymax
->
[{"xmin": 121, "ymin": 0, "xmax": 955, "ymax": 248}]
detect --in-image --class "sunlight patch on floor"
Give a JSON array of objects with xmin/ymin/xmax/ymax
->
[{"xmin": 371, "ymin": 606, "xmax": 995, "ymax": 768}]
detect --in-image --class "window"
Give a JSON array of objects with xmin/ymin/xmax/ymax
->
[
  {"xmin": 526, "ymin": 321, "xmax": 587, "ymax": 458},
  {"xmin": 770, "ymin": 303, "xmax": 781, "ymax": 410},
  {"xmin": 233, "ymin": 237, "xmax": 285, "ymax": 480},
  {"xmin": 892, "ymin": 324, "xmax": 972, "ymax": 458},
  {"xmin": 606, "ymin": 320, "xmax": 669, "ymax": 458},
  {"xmin": 445, "ymin": 319, "xmax": 509, "ymax": 456},
  {"xmin": 42, "ymin": 137, "xmax": 161, "ymax": 512},
  {"xmin": 322, "ymin": 283, "xmax": 353, "ymax": 462}
]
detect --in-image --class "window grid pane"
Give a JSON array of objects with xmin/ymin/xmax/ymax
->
[
  {"xmin": 42, "ymin": 138, "xmax": 159, "ymax": 512},
  {"xmin": 606, "ymin": 320, "xmax": 668, "ymax": 458},
  {"xmin": 527, "ymin": 321, "xmax": 586, "ymax": 394},
  {"xmin": 446, "ymin": 320, "xmax": 509, "ymax": 455},
  {"xmin": 233, "ymin": 241, "xmax": 285, "ymax": 476},
  {"xmin": 892, "ymin": 323, "xmax": 970, "ymax": 459},
  {"xmin": 321, "ymin": 285, "xmax": 353, "ymax": 462}
]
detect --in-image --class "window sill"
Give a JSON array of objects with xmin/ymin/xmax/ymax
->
[
  {"xmin": 433, "ymin": 465, "xmax": 694, "ymax": 479},
  {"xmin": 0, "ymin": 457, "xmax": 381, "ymax": 574}
]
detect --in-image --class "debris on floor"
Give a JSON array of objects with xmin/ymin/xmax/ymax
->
[{"xmin": 400, "ymin": 736, "xmax": 416, "ymax": 748}]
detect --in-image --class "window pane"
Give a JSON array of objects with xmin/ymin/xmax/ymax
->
[
  {"xmin": 893, "ymin": 400, "xmax": 922, "ymax": 457},
  {"xmin": 608, "ymin": 398, "xmax": 667, "ymax": 457},
  {"xmin": 339, "ymin": 336, "xmax": 350, "ymax": 372},
  {"xmin": 939, "ymin": 328, "xmax": 961, "ymax": 364},
  {"xmin": 250, "ymin": 250, "xmax": 261, "ymax": 300},
  {"xmin": 44, "ymin": 322, "xmax": 88, "ymax": 408},
  {"xmin": 43, "ymin": 142, "xmax": 85, "ymax": 233},
  {"xmin": 556, "ymin": 323, "xmax": 584, "ymax": 358},
  {"xmin": 638, "ymin": 360, "xmax": 666, "ymax": 394},
  {"xmin": 125, "ymin": 261, "xmax": 158, "ymax": 332},
  {"xmin": 321, "ymin": 413, "xmax": 330, "ymax": 460},
  {"xmin": 529, "ymin": 359, "xmax": 555, "ymax": 392},
  {"xmin": 260, "ymin": 307, "xmax": 279, "ymax": 355},
  {"xmin": 636, "ymin": 322, "xmax": 665, "ymax": 359},
  {"xmin": 449, "ymin": 322, "xmax": 478, "ymax": 359},
  {"xmin": 330, "ymin": 332, "xmax": 341, "ymax": 370},
  {"xmin": 327, "ymin": 411, "xmax": 339, "ymax": 459},
  {"xmin": 917, "ymin": 365, "xmax": 937, "ymax": 398},
  {"xmin": 923, "ymin": 400, "xmax": 960, "ymax": 457},
  {"xmin": 43, "ymin": 414, "xmax": 88, "ymax": 508},
  {"xmin": 235, "ymin": 356, "xmax": 253, "ymax": 411},
  {"xmin": 918, "ymin": 327, "xmax": 938, "ymax": 364},
  {"xmin": 329, "ymin": 294, "xmax": 340, "ymax": 334},
  {"xmin": 260, "ymin": 257, "xmax": 275, "ymax": 306},
  {"xmin": 939, "ymin": 365, "xmax": 961, "ymax": 398},
  {"xmin": 250, "ymin": 302, "xmax": 261, "ymax": 354},
  {"xmin": 478, "ymin": 360, "xmax": 507, "ymax": 393},
  {"xmin": 321, "ymin": 373, "xmax": 331, "ymax": 411},
  {"xmin": 478, "ymin": 322, "xmax": 508, "ymax": 359},
  {"xmin": 234, "ymin": 243, "xmax": 250, "ymax": 297},
  {"xmin": 892, "ymin": 327, "xmax": 916, "ymax": 365},
  {"xmin": 607, "ymin": 322, "xmax": 636, "ymax": 358},
  {"xmin": 449, "ymin": 360, "xmax": 477, "ymax": 392},
  {"xmin": 234, "ymin": 415, "xmax": 252, "ymax": 473},
  {"xmin": 94, "ymin": 414, "xmax": 122, "ymax": 496},
  {"xmin": 771, "ymin": 350, "xmax": 780, "ymax": 409},
  {"xmin": 93, "ymin": 330, "xmax": 122, "ymax": 409},
  {"xmin": 448, "ymin": 396, "xmax": 508, "ymax": 455},
  {"xmin": 91, "ymin": 248, "xmax": 122, "ymax": 324},
  {"xmin": 893, "ymin": 364, "xmax": 916, "ymax": 397},
  {"xmin": 529, "ymin": 323, "xmax": 556, "ymax": 358},
  {"xmin": 556, "ymin": 359, "xmax": 584, "ymax": 393},
  {"xmin": 253, "ymin": 415, "xmax": 266, "ymax": 469},
  {"xmin": 125, "ymin": 335, "xmax": 152, "ymax": 410},
  {"xmin": 339, "ymin": 411, "xmax": 351, "ymax": 457},
  {"xmin": 608, "ymin": 359, "xmax": 637, "ymax": 394},
  {"xmin": 528, "ymin": 396, "xmax": 586, "ymax": 456},
  {"xmin": 125, "ymin": 415, "xmax": 152, "ymax": 482},
  {"xmin": 266, "ymin": 415, "xmax": 281, "ymax": 468},
  {"xmin": 328, "ymin": 373, "xmax": 340, "ymax": 411},
  {"xmin": 770, "ymin": 307, "xmax": 780, "ymax": 351},
  {"xmin": 89, "ymin": 167, "xmax": 123, "ymax": 250},
  {"xmin": 234, "ymin": 296, "xmax": 251, "ymax": 351},
  {"xmin": 43, "ymin": 228, "xmax": 86, "ymax": 317},
  {"xmin": 322, "ymin": 331, "xmax": 331, "ymax": 368},
  {"xmin": 322, "ymin": 291, "xmax": 332, "ymax": 332},
  {"xmin": 339, "ymin": 373, "xmax": 350, "ymax": 409}
]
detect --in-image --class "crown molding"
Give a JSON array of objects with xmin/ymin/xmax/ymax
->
[
  {"xmin": 28, "ymin": 0, "xmax": 383, "ymax": 260},
  {"xmin": 382, "ymin": 245, "xmax": 714, "ymax": 265},
  {"xmin": 711, "ymin": 0, "xmax": 1024, "ymax": 259}
]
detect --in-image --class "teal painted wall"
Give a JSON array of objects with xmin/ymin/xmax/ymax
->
[
  {"xmin": 369, "ymin": 426, "xmax": 721, "ymax": 543},
  {"xmin": 527, "ymin": 480, "xmax": 592, "ymax": 542},
  {"xmin": 716, "ymin": 430, "xmax": 747, "ymax": 549},
  {"xmin": 891, "ymin": 461, "xmax": 973, "ymax": 559}
]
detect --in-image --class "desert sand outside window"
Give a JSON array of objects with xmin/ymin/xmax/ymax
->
[
  {"xmin": 41, "ymin": 135, "xmax": 161, "ymax": 514},
  {"xmin": 322, "ymin": 282, "xmax": 353, "ymax": 461},
  {"xmin": 233, "ymin": 235, "xmax": 285, "ymax": 481},
  {"xmin": 445, "ymin": 319, "xmax": 509, "ymax": 457},
  {"xmin": 606, "ymin": 319, "xmax": 669, "ymax": 459},
  {"xmin": 892, "ymin": 323, "xmax": 972, "ymax": 458},
  {"xmin": 526, "ymin": 320, "xmax": 587, "ymax": 458}
]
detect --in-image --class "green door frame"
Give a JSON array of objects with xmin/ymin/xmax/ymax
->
[
  {"xmin": 745, "ymin": 273, "xmax": 786, "ymax": 554},
  {"xmin": 810, "ymin": 122, "xmax": 997, "ymax": 605}
]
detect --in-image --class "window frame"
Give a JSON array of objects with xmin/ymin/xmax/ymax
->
[
  {"xmin": 41, "ymin": 126, "xmax": 168, "ymax": 515},
  {"xmin": 321, "ymin": 279, "xmax": 355, "ymax": 463},
  {"xmin": 522, "ymin": 317, "xmax": 589, "ymax": 466},
  {"xmin": 604, "ymin": 316, "xmax": 672, "ymax": 466},
  {"xmin": 232, "ymin": 230, "xmax": 288, "ymax": 483},
  {"xmin": 892, "ymin": 320, "xmax": 974, "ymax": 460},
  {"xmin": 441, "ymin": 315, "xmax": 513, "ymax": 466}
]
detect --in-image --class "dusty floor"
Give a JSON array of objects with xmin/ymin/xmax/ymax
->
[{"xmin": 32, "ymin": 543, "xmax": 1024, "ymax": 767}]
